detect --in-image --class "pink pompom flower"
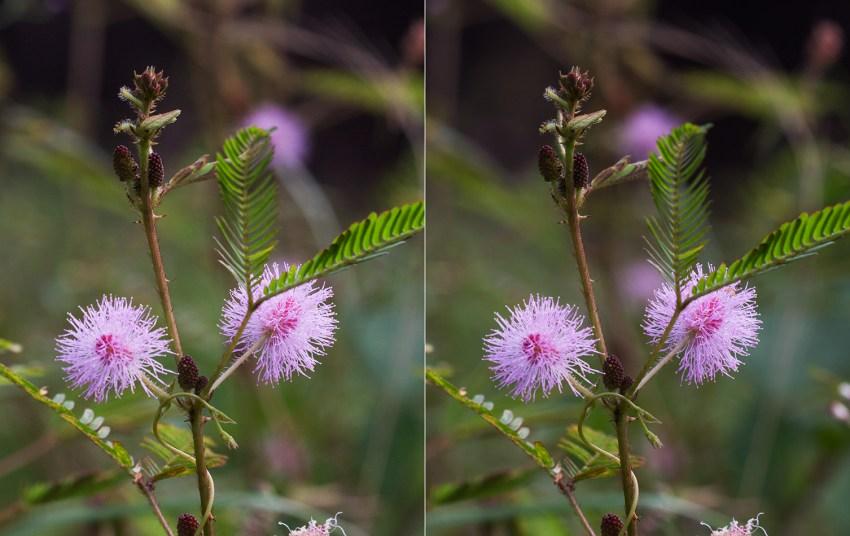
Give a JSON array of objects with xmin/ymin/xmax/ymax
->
[
  {"xmin": 703, "ymin": 515, "xmax": 767, "ymax": 535},
  {"xmin": 643, "ymin": 264, "xmax": 761, "ymax": 385},
  {"xmin": 220, "ymin": 262, "xmax": 337, "ymax": 384},
  {"xmin": 55, "ymin": 295, "xmax": 171, "ymax": 402},
  {"xmin": 484, "ymin": 294, "xmax": 597, "ymax": 402},
  {"xmin": 281, "ymin": 514, "xmax": 345, "ymax": 536}
]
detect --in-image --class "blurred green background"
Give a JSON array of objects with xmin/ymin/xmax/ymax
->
[
  {"xmin": 426, "ymin": 1, "xmax": 850, "ymax": 535},
  {"xmin": 0, "ymin": 1, "xmax": 423, "ymax": 535}
]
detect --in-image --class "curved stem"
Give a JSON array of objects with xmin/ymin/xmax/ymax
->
[
  {"xmin": 191, "ymin": 405, "xmax": 214, "ymax": 535},
  {"xmin": 615, "ymin": 408, "xmax": 638, "ymax": 536}
]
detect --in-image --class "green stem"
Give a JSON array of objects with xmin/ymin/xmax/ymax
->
[
  {"xmin": 628, "ymin": 306, "xmax": 684, "ymax": 398},
  {"xmin": 207, "ymin": 334, "xmax": 268, "ymax": 394},
  {"xmin": 191, "ymin": 405, "xmax": 214, "ymax": 535},
  {"xmin": 615, "ymin": 408, "xmax": 638, "ymax": 536}
]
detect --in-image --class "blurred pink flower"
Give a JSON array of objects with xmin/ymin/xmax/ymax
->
[
  {"xmin": 703, "ymin": 515, "xmax": 767, "ymax": 535},
  {"xmin": 220, "ymin": 262, "xmax": 337, "ymax": 384},
  {"xmin": 484, "ymin": 295, "xmax": 597, "ymax": 402},
  {"xmin": 283, "ymin": 514, "xmax": 345, "ymax": 536},
  {"xmin": 55, "ymin": 296, "xmax": 170, "ymax": 401},
  {"xmin": 619, "ymin": 261, "xmax": 664, "ymax": 306},
  {"xmin": 643, "ymin": 264, "xmax": 761, "ymax": 385},
  {"xmin": 618, "ymin": 104, "xmax": 681, "ymax": 159},
  {"xmin": 242, "ymin": 103, "xmax": 309, "ymax": 168}
]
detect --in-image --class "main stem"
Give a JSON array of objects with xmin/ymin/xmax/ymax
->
[
  {"xmin": 138, "ymin": 137, "xmax": 183, "ymax": 358},
  {"xmin": 615, "ymin": 407, "xmax": 638, "ymax": 536},
  {"xmin": 557, "ymin": 110, "xmax": 608, "ymax": 361},
  {"xmin": 191, "ymin": 405, "xmax": 214, "ymax": 535}
]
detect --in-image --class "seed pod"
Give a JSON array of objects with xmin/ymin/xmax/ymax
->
[
  {"xmin": 177, "ymin": 513, "xmax": 199, "ymax": 536},
  {"xmin": 602, "ymin": 355, "xmax": 624, "ymax": 391},
  {"xmin": 148, "ymin": 152, "xmax": 164, "ymax": 188},
  {"xmin": 177, "ymin": 355, "xmax": 199, "ymax": 391},
  {"xmin": 573, "ymin": 152, "xmax": 589, "ymax": 189},
  {"xmin": 113, "ymin": 145, "xmax": 138, "ymax": 183},
  {"xmin": 538, "ymin": 145, "xmax": 563, "ymax": 182},
  {"xmin": 600, "ymin": 512, "xmax": 624, "ymax": 536}
]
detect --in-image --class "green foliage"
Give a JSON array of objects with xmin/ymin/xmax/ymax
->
[
  {"xmin": 558, "ymin": 425, "xmax": 645, "ymax": 482},
  {"xmin": 23, "ymin": 471, "xmax": 125, "ymax": 505},
  {"xmin": 0, "ymin": 363, "xmax": 44, "ymax": 385},
  {"xmin": 431, "ymin": 467, "xmax": 537, "ymax": 505},
  {"xmin": 690, "ymin": 199, "xmax": 850, "ymax": 301},
  {"xmin": 0, "ymin": 363, "xmax": 134, "ymax": 470},
  {"xmin": 215, "ymin": 126, "xmax": 278, "ymax": 299},
  {"xmin": 590, "ymin": 157, "xmax": 648, "ymax": 191},
  {"xmin": 425, "ymin": 368, "xmax": 554, "ymax": 471},
  {"xmin": 264, "ymin": 201, "xmax": 425, "ymax": 298},
  {"xmin": 0, "ymin": 338, "xmax": 22, "ymax": 354},
  {"xmin": 645, "ymin": 123, "xmax": 711, "ymax": 300},
  {"xmin": 141, "ymin": 423, "xmax": 227, "ymax": 482}
]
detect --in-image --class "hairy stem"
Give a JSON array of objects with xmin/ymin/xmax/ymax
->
[
  {"xmin": 628, "ymin": 307, "xmax": 684, "ymax": 398},
  {"xmin": 555, "ymin": 108, "xmax": 608, "ymax": 362},
  {"xmin": 632, "ymin": 336, "xmax": 690, "ymax": 394},
  {"xmin": 208, "ymin": 334, "xmax": 267, "ymax": 394},
  {"xmin": 190, "ymin": 405, "xmax": 214, "ymax": 535},
  {"xmin": 615, "ymin": 408, "xmax": 638, "ymax": 536},
  {"xmin": 138, "ymin": 136, "xmax": 183, "ymax": 359}
]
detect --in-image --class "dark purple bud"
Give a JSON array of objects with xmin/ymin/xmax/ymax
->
[
  {"xmin": 148, "ymin": 152, "xmax": 164, "ymax": 188},
  {"xmin": 113, "ymin": 145, "xmax": 138, "ymax": 183},
  {"xmin": 573, "ymin": 152, "xmax": 589, "ymax": 189},
  {"xmin": 558, "ymin": 66, "xmax": 594, "ymax": 103},
  {"xmin": 603, "ymin": 355, "xmax": 624, "ymax": 391},
  {"xmin": 538, "ymin": 145, "xmax": 563, "ymax": 182},
  {"xmin": 195, "ymin": 375, "xmax": 208, "ymax": 394},
  {"xmin": 177, "ymin": 355, "xmax": 199, "ymax": 391},
  {"xmin": 177, "ymin": 513, "xmax": 199, "ymax": 536},
  {"xmin": 600, "ymin": 512, "xmax": 624, "ymax": 536},
  {"xmin": 620, "ymin": 375, "xmax": 634, "ymax": 392}
]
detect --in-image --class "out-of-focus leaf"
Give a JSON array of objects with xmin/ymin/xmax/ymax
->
[
  {"xmin": 431, "ymin": 467, "xmax": 537, "ymax": 505},
  {"xmin": 485, "ymin": 0, "xmax": 554, "ymax": 32},
  {"xmin": 681, "ymin": 71, "xmax": 815, "ymax": 120},
  {"xmin": 426, "ymin": 368, "xmax": 555, "ymax": 471},
  {"xmin": 23, "ymin": 471, "xmax": 125, "ymax": 505},
  {"xmin": 301, "ymin": 69, "xmax": 423, "ymax": 120},
  {"xmin": 0, "ymin": 362, "xmax": 134, "ymax": 470},
  {"xmin": 558, "ymin": 425, "xmax": 644, "ymax": 482},
  {"xmin": 0, "ymin": 338, "xmax": 22, "ymax": 354}
]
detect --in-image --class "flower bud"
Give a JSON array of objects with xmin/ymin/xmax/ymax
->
[
  {"xmin": 603, "ymin": 355, "xmax": 624, "ymax": 391},
  {"xmin": 600, "ymin": 512, "xmax": 624, "ymax": 536},
  {"xmin": 148, "ymin": 152, "xmax": 164, "ymax": 188},
  {"xmin": 177, "ymin": 355, "xmax": 199, "ymax": 391},
  {"xmin": 573, "ymin": 152, "xmax": 589, "ymax": 189},
  {"xmin": 113, "ymin": 145, "xmax": 138, "ymax": 183},
  {"xmin": 620, "ymin": 375, "xmax": 634, "ymax": 392},
  {"xmin": 559, "ymin": 66, "xmax": 593, "ymax": 103},
  {"xmin": 538, "ymin": 145, "xmax": 563, "ymax": 182},
  {"xmin": 133, "ymin": 66, "xmax": 168, "ymax": 104},
  {"xmin": 177, "ymin": 513, "xmax": 199, "ymax": 536}
]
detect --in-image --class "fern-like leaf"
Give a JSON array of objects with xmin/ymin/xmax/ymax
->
[
  {"xmin": 263, "ymin": 201, "xmax": 424, "ymax": 300},
  {"xmin": 215, "ymin": 127, "xmax": 278, "ymax": 302},
  {"xmin": 689, "ymin": 200, "xmax": 850, "ymax": 302},
  {"xmin": 645, "ymin": 123, "xmax": 711, "ymax": 302}
]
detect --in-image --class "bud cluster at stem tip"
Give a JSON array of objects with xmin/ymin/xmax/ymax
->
[
  {"xmin": 558, "ymin": 66, "xmax": 594, "ymax": 105},
  {"xmin": 600, "ymin": 513, "xmax": 624, "ymax": 536}
]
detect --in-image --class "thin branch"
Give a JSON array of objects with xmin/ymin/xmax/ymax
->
[
  {"xmin": 632, "ymin": 336, "xmax": 690, "ymax": 394},
  {"xmin": 134, "ymin": 474, "xmax": 175, "ymax": 536},
  {"xmin": 555, "ymin": 474, "xmax": 597, "ymax": 536}
]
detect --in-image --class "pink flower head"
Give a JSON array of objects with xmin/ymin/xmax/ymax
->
[
  {"xmin": 55, "ymin": 296, "xmax": 171, "ymax": 402},
  {"xmin": 484, "ymin": 295, "xmax": 597, "ymax": 402},
  {"xmin": 643, "ymin": 264, "xmax": 761, "ymax": 385},
  {"xmin": 242, "ymin": 103, "xmax": 309, "ymax": 168},
  {"xmin": 703, "ymin": 515, "xmax": 767, "ymax": 535},
  {"xmin": 618, "ymin": 104, "xmax": 681, "ymax": 159},
  {"xmin": 282, "ymin": 514, "xmax": 345, "ymax": 536},
  {"xmin": 220, "ymin": 262, "xmax": 337, "ymax": 384}
]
